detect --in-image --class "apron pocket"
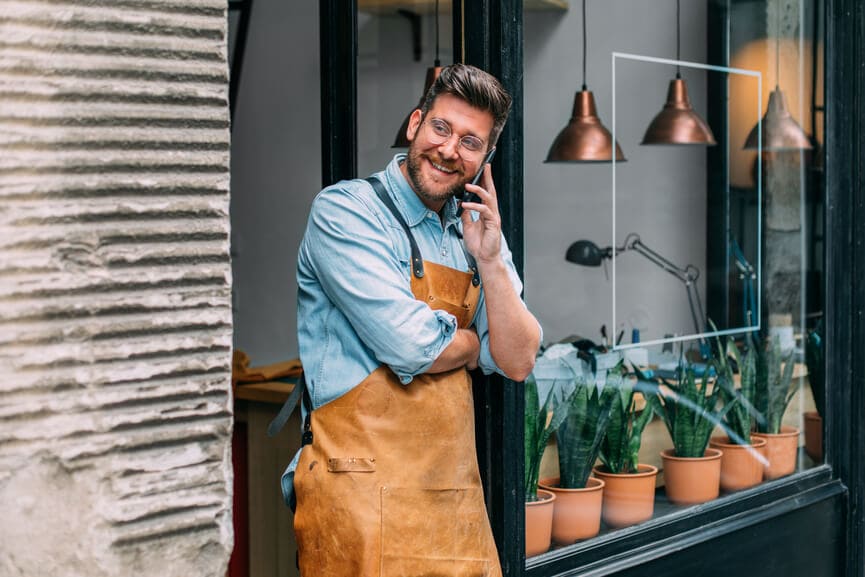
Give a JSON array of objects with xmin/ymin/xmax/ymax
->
[{"xmin": 380, "ymin": 486, "xmax": 492, "ymax": 577}]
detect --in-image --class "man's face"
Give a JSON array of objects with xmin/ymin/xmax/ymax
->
[{"xmin": 402, "ymin": 94, "xmax": 495, "ymax": 210}]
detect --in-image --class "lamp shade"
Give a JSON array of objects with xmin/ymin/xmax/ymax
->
[
  {"xmin": 545, "ymin": 89, "xmax": 626, "ymax": 163},
  {"xmin": 641, "ymin": 77, "xmax": 717, "ymax": 146},
  {"xmin": 743, "ymin": 87, "xmax": 812, "ymax": 151},
  {"xmin": 392, "ymin": 65, "xmax": 442, "ymax": 148}
]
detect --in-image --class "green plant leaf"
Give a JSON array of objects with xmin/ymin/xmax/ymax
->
[{"xmin": 557, "ymin": 371, "xmax": 617, "ymax": 488}]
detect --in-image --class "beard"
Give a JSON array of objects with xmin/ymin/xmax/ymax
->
[{"xmin": 405, "ymin": 144, "xmax": 471, "ymax": 206}]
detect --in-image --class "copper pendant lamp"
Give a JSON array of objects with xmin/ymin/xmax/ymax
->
[
  {"xmin": 743, "ymin": 7, "xmax": 811, "ymax": 151},
  {"xmin": 546, "ymin": 0, "xmax": 625, "ymax": 163},
  {"xmin": 642, "ymin": 0, "xmax": 716, "ymax": 146},
  {"xmin": 393, "ymin": 0, "xmax": 442, "ymax": 148}
]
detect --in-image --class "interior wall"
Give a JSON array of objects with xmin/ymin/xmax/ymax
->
[
  {"xmin": 230, "ymin": 0, "xmax": 711, "ymax": 363},
  {"xmin": 230, "ymin": 0, "xmax": 321, "ymax": 364},
  {"xmin": 524, "ymin": 0, "xmax": 709, "ymax": 347},
  {"xmin": 357, "ymin": 11, "xmax": 454, "ymax": 176}
]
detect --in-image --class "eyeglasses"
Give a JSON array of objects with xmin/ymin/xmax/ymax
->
[{"xmin": 422, "ymin": 117, "xmax": 488, "ymax": 160}]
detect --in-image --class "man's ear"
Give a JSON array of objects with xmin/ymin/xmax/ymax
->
[{"xmin": 406, "ymin": 109, "xmax": 423, "ymax": 142}]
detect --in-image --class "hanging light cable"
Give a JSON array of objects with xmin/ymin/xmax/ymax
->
[
  {"xmin": 545, "ymin": 0, "xmax": 625, "ymax": 163},
  {"xmin": 743, "ymin": 2, "xmax": 812, "ymax": 151},
  {"xmin": 392, "ymin": 0, "xmax": 443, "ymax": 148},
  {"xmin": 641, "ymin": 0, "xmax": 717, "ymax": 146}
]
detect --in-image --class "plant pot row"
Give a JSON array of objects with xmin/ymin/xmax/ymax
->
[
  {"xmin": 526, "ymin": 466, "xmax": 660, "ymax": 557},
  {"xmin": 526, "ymin": 427, "xmax": 801, "ymax": 557},
  {"xmin": 665, "ymin": 426, "xmax": 799, "ymax": 504}
]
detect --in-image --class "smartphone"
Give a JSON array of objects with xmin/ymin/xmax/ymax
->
[{"xmin": 459, "ymin": 147, "xmax": 497, "ymax": 208}]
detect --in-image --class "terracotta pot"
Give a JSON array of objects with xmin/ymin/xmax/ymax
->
[
  {"xmin": 660, "ymin": 448, "xmax": 722, "ymax": 505},
  {"xmin": 538, "ymin": 476, "xmax": 604, "ymax": 544},
  {"xmin": 753, "ymin": 426, "xmax": 800, "ymax": 480},
  {"xmin": 592, "ymin": 464, "xmax": 658, "ymax": 528},
  {"xmin": 804, "ymin": 411, "xmax": 823, "ymax": 462},
  {"xmin": 709, "ymin": 436, "xmax": 768, "ymax": 492},
  {"xmin": 525, "ymin": 489, "xmax": 556, "ymax": 557}
]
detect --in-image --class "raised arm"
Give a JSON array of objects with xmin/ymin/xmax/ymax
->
[{"xmin": 460, "ymin": 165, "xmax": 541, "ymax": 381}]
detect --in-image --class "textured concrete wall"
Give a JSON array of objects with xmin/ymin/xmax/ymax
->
[{"xmin": 0, "ymin": 2, "xmax": 233, "ymax": 576}]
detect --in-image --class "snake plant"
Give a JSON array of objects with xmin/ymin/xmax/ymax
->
[
  {"xmin": 754, "ymin": 335, "xmax": 797, "ymax": 434},
  {"xmin": 525, "ymin": 374, "xmax": 570, "ymax": 502},
  {"xmin": 598, "ymin": 371, "xmax": 654, "ymax": 474},
  {"xmin": 645, "ymin": 361, "xmax": 736, "ymax": 458},
  {"xmin": 711, "ymin": 330, "xmax": 761, "ymax": 445},
  {"xmin": 556, "ymin": 369, "xmax": 618, "ymax": 488},
  {"xmin": 805, "ymin": 319, "xmax": 825, "ymax": 419}
]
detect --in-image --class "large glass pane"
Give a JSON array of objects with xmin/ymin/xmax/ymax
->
[{"xmin": 524, "ymin": 0, "xmax": 824, "ymax": 560}]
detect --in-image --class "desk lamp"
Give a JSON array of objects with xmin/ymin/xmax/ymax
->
[{"xmin": 566, "ymin": 233, "xmax": 708, "ymax": 352}]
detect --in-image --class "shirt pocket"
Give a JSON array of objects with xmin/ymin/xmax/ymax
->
[{"xmin": 379, "ymin": 486, "xmax": 494, "ymax": 577}]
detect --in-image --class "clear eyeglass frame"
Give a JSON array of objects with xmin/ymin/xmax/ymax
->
[{"xmin": 423, "ymin": 117, "xmax": 487, "ymax": 160}]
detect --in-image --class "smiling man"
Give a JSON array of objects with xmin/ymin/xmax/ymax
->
[{"xmin": 291, "ymin": 64, "xmax": 541, "ymax": 576}]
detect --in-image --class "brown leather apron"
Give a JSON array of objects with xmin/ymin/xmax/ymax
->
[{"xmin": 293, "ymin": 178, "xmax": 502, "ymax": 577}]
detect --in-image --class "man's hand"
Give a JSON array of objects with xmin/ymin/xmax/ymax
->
[{"xmin": 460, "ymin": 163, "xmax": 502, "ymax": 265}]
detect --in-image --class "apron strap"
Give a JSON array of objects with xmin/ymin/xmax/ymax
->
[
  {"xmin": 366, "ymin": 177, "xmax": 425, "ymax": 279},
  {"xmin": 366, "ymin": 176, "xmax": 480, "ymax": 286},
  {"xmin": 454, "ymin": 228, "xmax": 482, "ymax": 287},
  {"xmin": 266, "ymin": 373, "xmax": 313, "ymax": 442}
]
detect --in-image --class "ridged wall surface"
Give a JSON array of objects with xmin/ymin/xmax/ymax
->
[{"xmin": 0, "ymin": 1, "xmax": 233, "ymax": 576}]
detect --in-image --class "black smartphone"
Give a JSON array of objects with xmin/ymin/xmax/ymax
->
[{"xmin": 459, "ymin": 147, "xmax": 497, "ymax": 207}]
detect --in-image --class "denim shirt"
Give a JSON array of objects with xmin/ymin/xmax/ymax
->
[{"xmin": 284, "ymin": 154, "xmax": 536, "ymax": 503}]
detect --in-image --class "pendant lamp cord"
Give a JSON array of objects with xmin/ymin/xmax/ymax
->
[
  {"xmin": 581, "ymin": 0, "xmax": 587, "ymax": 90},
  {"xmin": 676, "ymin": 0, "xmax": 681, "ymax": 78},
  {"xmin": 434, "ymin": 0, "xmax": 441, "ymax": 67},
  {"xmin": 775, "ymin": 1, "xmax": 780, "ymax": 89}
]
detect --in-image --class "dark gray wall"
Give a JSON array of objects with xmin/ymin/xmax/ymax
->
[{"xmin": 230, "ymin": 0, "xmax": 321, "ymax": 364}]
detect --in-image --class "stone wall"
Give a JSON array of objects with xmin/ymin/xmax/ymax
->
[{"xmin": 0, "ymin": 2, "xmax": 233, "ymax": 576}]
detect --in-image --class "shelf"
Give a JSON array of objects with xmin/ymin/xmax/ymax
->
[
  {"xmin": 235, "ymin": 380, "xmax": 295, "ymax": 405},
  {"xmin": 358, "ymin": 0, "xmax": 567, "ymax": 15}
]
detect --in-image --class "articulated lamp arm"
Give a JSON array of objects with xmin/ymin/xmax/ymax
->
[{"xmin": 621, "ymin": 234, "xmax": 706, "ymax": 338}]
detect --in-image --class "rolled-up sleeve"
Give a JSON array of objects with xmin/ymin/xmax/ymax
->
[{"xmin": 302, "ymin": 187, "xmax": 458, "ymax": 383}]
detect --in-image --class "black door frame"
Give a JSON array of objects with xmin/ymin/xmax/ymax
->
[
  {"xmin": 318, "ymin": 0, "xmax": 864, "ymax": 574},
  {"xmin": 824, "ymin": 1, "xmax": 865, "ymax": 575}
]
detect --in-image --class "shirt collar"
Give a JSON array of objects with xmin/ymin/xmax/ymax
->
[{"xmin": 384, "ymin": 154, "xmax": 462, "ymax": 229}]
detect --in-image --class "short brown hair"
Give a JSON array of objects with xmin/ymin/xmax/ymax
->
[{"xmin": 420, "ymin": 63, "xmax": 512, "ymax": 148}]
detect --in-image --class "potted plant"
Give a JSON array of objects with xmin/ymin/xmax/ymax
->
[
  {"xmin": 593, "ymin": 370, "xmax": 658, "ymax": 528},
  {"xmin": 524, "ymin": 374, "xmax": 569, "ymax": 557},
  {"xmin": 751, "ymin": 334, "xmax": 799, "ymax": 479},
  {"xmin": 539, "ymin": 368, "xmax": 616, "ymax": 543},
  {"xmin": 804, "ymin": 320, "xmax": 825, "ymax": 462},
  {"xmin": 709, "ymin": 332, "xmax": 768, "ymax": 492},
  {"xmin": 645, "ymin": 360, "xmax": 735, "ymax": 505}
]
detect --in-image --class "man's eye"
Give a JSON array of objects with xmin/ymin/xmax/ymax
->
[
  {"xmin": 462, "ymin": 137, "xmax": 484, "ymax": 152},
  {"xmin": 431, "ymin": 120, "xmax": 450, "ymax": 135}
]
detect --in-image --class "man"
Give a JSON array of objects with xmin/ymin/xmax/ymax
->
[{"xmin": 290, "ymin": 64, "xmax": 541, "ymax": 576}]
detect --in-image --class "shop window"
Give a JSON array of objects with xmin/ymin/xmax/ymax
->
[{"xmin": 523, "ymin": 0, "xmax": 825, "ymax": 562}]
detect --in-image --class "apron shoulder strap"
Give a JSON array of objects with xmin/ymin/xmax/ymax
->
[
  {"xmin": 454, "ymin": 226, "xmax": 481, "ymax": 287},
  {"xmin": 366, "ymin": 176, "xmax": 425, "ymax": 279}
]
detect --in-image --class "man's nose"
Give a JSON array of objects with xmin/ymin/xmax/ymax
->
[{"xmin": 438, "ymin": 135, "xmax": 460, "ymax": 159}]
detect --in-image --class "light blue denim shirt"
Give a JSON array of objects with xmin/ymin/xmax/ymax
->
[
  {"xmin": 284, "ymin": 154, "xmax": 536, "ymax": 503},
  {"xmin": 297, "ymin": 153, "xmax": 532, "ymax": 408}
]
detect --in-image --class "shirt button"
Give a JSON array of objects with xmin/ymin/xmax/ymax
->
[
  {"xmin": 441, "ymin": 248, "xmax": 448, "ymax": 256},
  {"xmin": 427, "ymin": 211, "xmax": 435, "ymax": 219}
]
